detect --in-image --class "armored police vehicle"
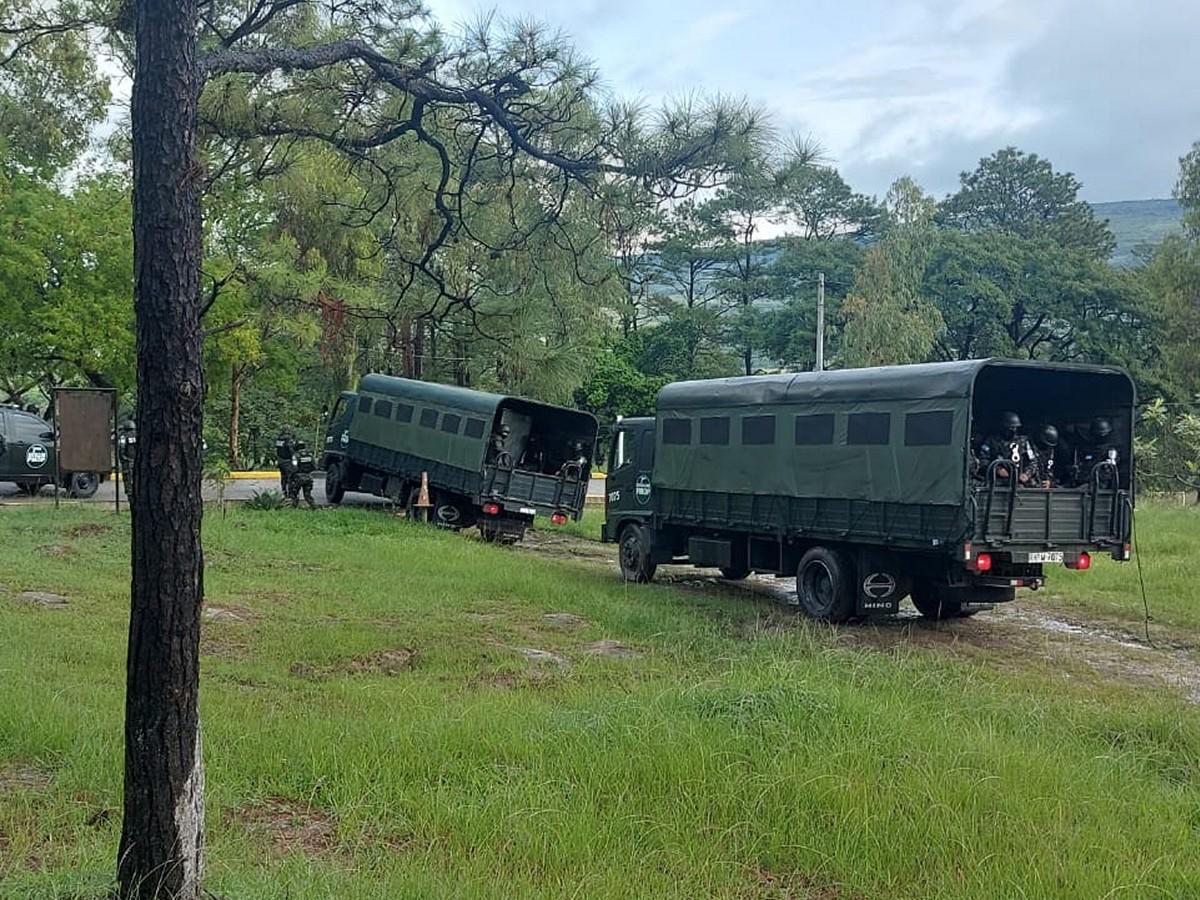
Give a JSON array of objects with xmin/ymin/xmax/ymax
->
[
  {"xmin": 603, "ymin": 360, "xmax": 1134, "ymax": 621},
  {"xmin": 0, "ymin": 404, "xmax": 103, "ymax": 497},
  {"xmin": 322, "ymin": 375, "xmax": 598, "ymax": 543}
]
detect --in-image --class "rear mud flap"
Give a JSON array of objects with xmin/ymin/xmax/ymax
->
[{"xmin": 855, "ymin": 551, "xmax": 909, "ymax": 615}]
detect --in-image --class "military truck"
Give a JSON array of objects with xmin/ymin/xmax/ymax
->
[
  {"xmin": 603, "ymin": 360, "xmax": 1135, "ymax": 621},
  {"xmin": 322, "ymin": 375, "xmax": 598, "ymax": 543},
  {"xmin": 0, "ymin": 404, "xmax": 104, "ymax": 498}
]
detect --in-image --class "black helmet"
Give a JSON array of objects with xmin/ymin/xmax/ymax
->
[
  {"xmin": 121, "ymin": 420, "xmax": 135, "ymax": 432},
  {"xmin": 1001, "ymin": 411, "xmax": 1022, "ymax": 434},
  {"xmin": 1090, "ymin": 417, "xmax": 1113, "ymax": 440},
  {"xmin": 1038, "ymin": 424, "xmax": 1059, "ymax": 447},
  {"xmin": 294, "ymin": 441, "xmax": 306, "ymax": 451}
]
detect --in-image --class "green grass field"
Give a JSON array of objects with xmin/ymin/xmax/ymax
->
[{"xmin": 1, "ymin": 504, "xmax": 1198, "ymax": 898}]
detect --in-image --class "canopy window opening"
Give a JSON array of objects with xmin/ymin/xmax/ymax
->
[
  {"xmin": 492, "ymin": 399, "xmax": 598, "ymax": 478},
  {"xmin": 971, "ymin": 365, "xmax": 1134, "ymax": 490}
]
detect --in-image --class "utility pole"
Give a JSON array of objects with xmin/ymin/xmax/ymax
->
[{"xmin": 815, "ymin": 272, "xmax": 825, "ymax": 372}]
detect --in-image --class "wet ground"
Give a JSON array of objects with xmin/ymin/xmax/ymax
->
[
  {"xmin": 521, "ymin": 527, "xmax": 1200, "ymax": 705},
  {"xmin": 0, "ymin": 475, "xmax": 607, "ymax": 506}
]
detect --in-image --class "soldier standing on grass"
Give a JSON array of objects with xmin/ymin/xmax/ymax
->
[
  {"xmin": 290, "ymin": 441, "xmax": 317, "ymax": 509},
  {"xmin": 275, "ymin": 431, "xmax": 296, "ymax": 494},
  {"xmin": 117, "ymin": 420, "xmax": 137, "ymax": 503}
]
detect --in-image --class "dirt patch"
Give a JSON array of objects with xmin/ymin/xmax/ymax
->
[
  {"xmin": 0, "ymin": 766, "xmax": 52, "ymax": 792},
  {"xmin": 342, "ymin": 648, "xmax": 417, "ymax": 675},
  {"xmin": 743, "ymin": 865, "xmax": 865, "ymax": 900},
  {"xmin": 542, "ymin": 612, "xmax": 590, "ymax": 628},
  {"xmin": 515, "ymin": 647, "xmax": 571, "ymax": 667},
  {"xmin": 66, "ymin": 523, "xmax": 111, "ymax": 539},
  {"xmin": 203, "ymin": 604, "xmax": 259, "ymax": 623},
  {"xmin": 201, "ymin": 633, "xmax": 251, "ymax": 659},
  {"xmin": 226, "ymin": 797, "xmax": 337, "ymax": 856},
  {"xmin": 291, "ymin": 648, "xmax": 418, "ymax": 679},
  {"xmin": 519, "ymin": 529, "xmax": 614, "ymax": 564},
  {"xmin": 11, "ymin": 591, "xmax": 69, "ymax": 608},
  {"xmin": 729, "ymin": 609, "xmax": 804, "ymax": 641},
  {"xmin": 582, "ymin": 639, "xmax": 642, "ymax": 659}
]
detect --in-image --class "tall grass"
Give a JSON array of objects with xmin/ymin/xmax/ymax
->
[{"xmin": 0, "ymin": 505, "xmax": 1197, "ymax": 898}]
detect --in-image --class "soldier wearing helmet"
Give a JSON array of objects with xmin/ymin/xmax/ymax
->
[
  {"xmin": 117, "ymin": 420, "xmax": 137, "ymax": 503},
  {"xmin": 289, "ymin": 440, "xmax": 317, "ymax": 509},
  {"xmin": 275, "ymin": 431, "xmax": 296, "ymax": 493},
  {"xmin": 488, "ymin": 423, "xmax": 513, "ymax": 467},
  {"xmin": 1033, "ymin": 423, "xmax": 1061, "ymax": 488},
  {"xmin": 978, "ymin": 411, "xmax": 1040, "ymax": 486},
  {"xmin": 1072, "ymin": 416, "xmax": 1119, "ymax": 487}
]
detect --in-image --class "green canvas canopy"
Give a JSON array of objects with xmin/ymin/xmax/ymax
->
[
  {"xmin": 359, "ymin": 374, "xmax": 504, "ymax": 418},
  {"xmin": 654, "ymin": 359, "xmax": 1134, "ymax": 507}
]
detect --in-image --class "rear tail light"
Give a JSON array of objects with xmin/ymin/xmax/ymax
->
[
  {"xmin": 550, "ymin": 512, "xmax": 568, "ymax": 526},
  {"xmin": 1067, "ymin": 552, "xmax": 1091, "ymax": 570},
  {"xmin": 482, "ymin": 502, "xmax": 500, "ymax": 516},
  {"xmin": 973, "ymin": 552, "xmax": 993, "ymax": 573}
]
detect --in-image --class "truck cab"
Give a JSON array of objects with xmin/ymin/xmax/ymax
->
[
  {"xmin": 601, "ymin": 416, "xmax": 656, "ymax": 557},
  {"xmin": 0, "ymin": 405, "xmax": 102, "ymax": 498}
]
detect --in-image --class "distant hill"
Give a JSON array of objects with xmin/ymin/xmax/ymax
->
[{"xmin": 1091, "ymin": 199, "xmax": 1183, "ymax": 267}]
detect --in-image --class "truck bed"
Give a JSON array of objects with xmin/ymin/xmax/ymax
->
[
  {"xmin": 971, "ymin": 485, "xmax": 1132, "ymax": 550},
  {"xmin": 483, "ymin": 466, "xmax": 590, "ymax": 518}
]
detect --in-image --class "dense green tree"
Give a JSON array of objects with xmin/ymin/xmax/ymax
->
[
  {"xmin": 0, "ymin": 173, "xmax": 134, "ymax": 398},
  {"xmin": 757, "ymin": 237, "xmax": 862, "ymax": 369},
  {"xmin": 938, "ymin": 147, "xmax": 1116, "ymax": 260},
  {"xmin": 1177, "ymin": 140, "xmax": 1200, "ymax": 237},
  {"xmin": 841, "ymin": 178, "xmax": 943, "ymax": 367},
  {"xmin": 0, "ymin": 0, "xmax": 110, "ymax": 177}
]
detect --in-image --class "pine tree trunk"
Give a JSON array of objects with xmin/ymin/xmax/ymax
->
[
  {"xmin": 118, "ymin": 0, "xmax": 206, "ymax": 897},
  {"xmin": 228, "ymin": 366, "xmax": 242, "ymax": 469}
]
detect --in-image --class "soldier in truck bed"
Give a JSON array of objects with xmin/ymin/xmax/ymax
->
[
  {"xmin": 976, "ymin": 411, "xmax": 1041, "ymax": 486},
  {"xmin": 1033, "ymin": 423, "xmax": 1063, "ymax": 488},
  {"xmin": 1071, "ymin": 416, "xmax": 1120, "ymax": 488}
]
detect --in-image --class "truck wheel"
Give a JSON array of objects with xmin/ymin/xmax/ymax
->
[
  {"xmin": 910, "ymin": 581, "xmax": 963, "ymax": 620},
  {"xmin": 719, "ymin": 566, "xmax": 750, "ymax": 581},
  {"xmin": 67, "ymin": 473, "xmax": 100, "ymax": 499},
  {"xmin": 324, "ymin": 461, "xmax": 345, "ymax": 505},
  {"xmin": 619, "ymin": 524, "xmax": 657, "ymax": 583},
  {"xmin": 795, "ymin": 547, "xmax": 855, "ymax": 622}
]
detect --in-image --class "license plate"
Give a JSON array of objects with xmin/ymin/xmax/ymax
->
[
  {"xmin": 1027, "ymin": 551, "xmax": 1063, "ymax": 564},
  {"xmin": 519, "ymin": 507, "xmax": 537, "ymax": 515}
]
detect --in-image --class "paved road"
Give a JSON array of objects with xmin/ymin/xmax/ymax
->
[{"xmin": 0, "ymin": 475, "xmax": 607, "ymax": 506}]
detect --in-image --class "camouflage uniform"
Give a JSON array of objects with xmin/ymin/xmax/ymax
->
[
  {"xmin": 275, "ymin": 432, "xmax": 296, "ymax": 494},
  {"xmin": 290, "ymin": 442, "xmax": 317, "ymax": 509},
  {"xmin": 1072, "ymin": 417, "xmax": 1119, "ymax": 488},
  {"xmin": 978, "ymin": 412, "xmax": 1041, "ymax": 487},
  {"xmin": 117, "ymin": 421, "xmax": 137, "ymax": 504}
]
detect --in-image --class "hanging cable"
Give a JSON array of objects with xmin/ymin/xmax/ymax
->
[{"xmin": 1131, "ymin": 505, "xmax": 1153, "ymax": 645}]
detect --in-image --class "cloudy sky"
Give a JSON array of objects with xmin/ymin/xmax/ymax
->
[{"xmin": 425, "ymin": 0, "xmax": 1198, "ymax": 202}]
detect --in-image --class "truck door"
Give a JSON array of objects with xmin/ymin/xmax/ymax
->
[
  {"xmin": 3, "ymin": 409, "xmax": 55, "ymax": 482},
  {"xmin": 602, "ymin": 420, "xmax": 655, "ymax": 541},
  {"xmin": 323, "ymin": 392, "xmax": 356, "ymax": 461}
]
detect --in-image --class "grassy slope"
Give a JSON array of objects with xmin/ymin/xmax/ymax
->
[
  {"xmin": 1046, "ymin": 502, "xmax": 1200, "ymax": 634},
  {"xmin": 1, "ymin": 506, "xmax": 1198, "ymax": 899},
  {"xmin": 1091, "ymin": 198, "xmax": 1183, "ymax": 267}
]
